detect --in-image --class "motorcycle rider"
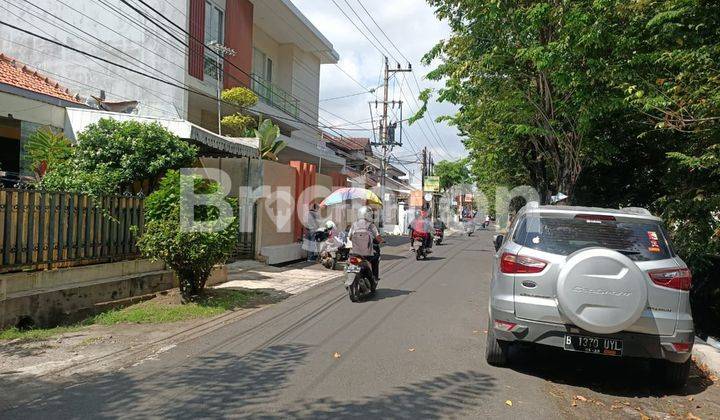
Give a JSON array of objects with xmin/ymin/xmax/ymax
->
[
  {"xmin": 349, "ymin": 206, "xmax": 384, "ymax": 281},
  {"xmin": 409, "ymin": 210, "xmax": 433, "ymax": 252}
]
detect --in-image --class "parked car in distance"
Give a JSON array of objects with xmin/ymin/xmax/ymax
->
[{"xmin": 487, "ymin": 203, "xmax": 694, "ymax": 388}]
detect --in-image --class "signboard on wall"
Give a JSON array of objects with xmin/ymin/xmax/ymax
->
[{"xmin": 424, "ymin": 176, "xmax": 440, "ymax": 192}]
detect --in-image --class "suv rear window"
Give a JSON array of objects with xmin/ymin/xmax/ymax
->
[{"xmin": 512, "ymin": 215, "xmax": 672, "ymax": 261}]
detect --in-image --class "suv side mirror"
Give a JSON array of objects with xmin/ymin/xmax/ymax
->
[{"xmin": 493, "ymin": 234, "xmax": 504, "ymax": 252}]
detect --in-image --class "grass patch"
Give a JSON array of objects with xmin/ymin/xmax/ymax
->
[
  {"xmin": 0, "ymin": 289, "xmax": 268, "ymax": 342},
  {"xmin": 0, "ymin": 325, "xmax": 83, "ymax": 342},
  {"xmin": 92, "ymin": 289, "xmax": 266, "ymax": 325}
]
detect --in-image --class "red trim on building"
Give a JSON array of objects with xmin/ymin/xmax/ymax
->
[
  {"xmin": 224, "ymin": 0, "xmax": 254, "ymax": 89},
  {"xmin": 188, "ymin": 0, "xmax": 205, "ymax": 81},
  {"xmin": 290, "ymin": 161, "xmax": 317, "ymax": 242}
]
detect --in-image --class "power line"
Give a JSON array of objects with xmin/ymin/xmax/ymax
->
[
  {"xmin": 321, "ymin": 89, "xmax": 376, "ymax": 102},
  {"xmin": 0, "ymin": 2, "xmax": 181, "ymax": 114},
  {"xmin": 124, "ymin": 0, "xmax": 372, "ymax": 151}
]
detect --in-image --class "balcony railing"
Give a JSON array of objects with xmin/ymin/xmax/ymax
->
[{"xmin": 250, "ymin": 74, "xmax": 299, "ymax": 118}]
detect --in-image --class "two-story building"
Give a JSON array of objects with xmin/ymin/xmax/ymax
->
[
  {"xmin": 184, "ymin": 0, "xmax": 345, "ymax": 175},
  {"xmin": 0, "ymin": 0, "xmax": 345, "ymax": 175}
]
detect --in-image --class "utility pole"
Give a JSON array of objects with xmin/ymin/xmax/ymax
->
[
  {"xmin": 421, "ymin": 146, "xmax": 427, "ymax": 209},
  {"xmin": 209, "ymin": 42, "xmax": 236, "ymax": 136},
  {"xmin": 372, "ymin": 57, "xmax": 412, "ymax": 227}
]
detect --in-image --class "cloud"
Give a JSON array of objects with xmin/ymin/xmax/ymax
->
[{"xmin": 293, "ymin": 0, "xmax": 467, "ymax": 184}]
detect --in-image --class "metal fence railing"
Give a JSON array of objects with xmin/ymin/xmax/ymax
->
[
  {"xmin": 250, "ymin": 73, "xmax": 300, "ymax": 118},
  {"xmin": 0, "ymin": 188, "xmax": 144, "ymax": 272}
]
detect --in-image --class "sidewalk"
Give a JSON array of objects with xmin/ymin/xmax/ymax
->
[
  {"xmin": 219, "ymin": 260, "xmax": 344, "ymax": 295},
  {"xmin": 0, "ymin": 260, "xmax": 342, "ymax": 380},
  {"xmin": 694, "ymin": 337, "xmax": 720, "ymax": 381}
]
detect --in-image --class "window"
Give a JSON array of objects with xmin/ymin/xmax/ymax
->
[
  {"xmin": 203, "ymin": 2, "xmax": 224, "ymax": 79},
  {"xmin": 266, "ymin": 58, "xmax": 273, "ymax": 84},
  {"xmin": 512, "ymin": 216, "xmax": 672, "ymax": 261}
]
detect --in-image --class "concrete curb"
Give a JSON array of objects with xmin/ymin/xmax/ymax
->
[{"xmin": 693, "ymin": 336, "xmax": 720, "ymax": 379}]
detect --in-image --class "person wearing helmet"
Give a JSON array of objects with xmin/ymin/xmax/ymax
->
[
  {"xmin": 409, "ymin": 209, "xmax": 433, "ymax": 252},
  {"xmin": 349, "ymin": 206, "xmax": 384, "ymax": 281}
]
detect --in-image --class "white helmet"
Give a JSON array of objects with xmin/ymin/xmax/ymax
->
[
  {"xmin": 325, "ymin": 220, "xmax": 336, "ymax": 230},
  {"xmin": 358, "ymin": 206, "xmax": 374, "ymax": 222}
]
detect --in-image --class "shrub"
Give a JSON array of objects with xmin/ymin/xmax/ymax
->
[
  {"xmin": 39, "ymin": 118, "xmax": 197, "ymax": 195},
  {"xmin": 221, "ymin": 87, "xmax": 259, "ymax": 108},
  {"xmin": 221, "ymin": 114, "xmax": 257, "ymax": 137},
  {"xmin": 137, "ymin": 170, "xmax": 238, "ymax": 302}
]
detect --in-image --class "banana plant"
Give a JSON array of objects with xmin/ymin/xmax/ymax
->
[
  {"xmin": 26, "ymin": 127, "xmax": 73, "ymax": 178},
  {"xmin": 255, "ymin": 117, "xmax": 286, "ymax": 161}
]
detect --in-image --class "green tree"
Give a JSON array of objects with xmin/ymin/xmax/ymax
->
[
  {"xmin": 422, "ymin": 0, "xmax": 640, "ymax": 202},
  {"xmin": 137, "ymin": 170, "xmax": 238, "ymax": 302},
  {"xmin": 434, "ymin": 159, "xmax": 471, "ymax": 191}
]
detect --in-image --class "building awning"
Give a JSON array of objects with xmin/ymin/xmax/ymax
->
[{"xmin": 64, "ymin": 108, "xmax": 258, "ymax": 158}]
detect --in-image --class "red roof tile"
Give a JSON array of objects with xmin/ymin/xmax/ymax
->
[{"xmin": 0, "ymin": 53, "xmax": 82, "ymax": 103}]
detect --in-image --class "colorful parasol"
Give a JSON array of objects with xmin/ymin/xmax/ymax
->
[{"xmin": 320, "ymin": 187, "xmax": 383, "ymax": 207}]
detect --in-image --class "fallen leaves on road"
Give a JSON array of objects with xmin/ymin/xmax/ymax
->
[
  {"xmin": 686, "ymin": 413, "xmax": 702, "ymax": 420},
  {"xmin": 333, "ymin": 352, "xmax": 341, "ymax": 359},
  {"xmin": 574, "ymin": 395, "xmax": 588, "ymax": 402},
  {"xmin": 505, "ymin": 400, "xmax": 513, "ymax": 407}
]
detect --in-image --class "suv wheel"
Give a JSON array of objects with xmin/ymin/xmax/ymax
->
[
  {"xmin": 662, "ymin": 360, "xmax": 691, "ymax": 388},
  {"xmin": 485, "ymin": 325, "xmax": 510, "ymax": 366}
]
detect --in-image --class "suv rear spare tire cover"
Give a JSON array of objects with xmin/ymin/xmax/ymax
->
[{"xmin": 557, "ymin": 248, "xmax": 648, "ymax": 334}]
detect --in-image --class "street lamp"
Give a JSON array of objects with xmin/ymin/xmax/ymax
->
[{"xmin": 208, "ymin": 42, "xmax": 236, "ymax": 136}]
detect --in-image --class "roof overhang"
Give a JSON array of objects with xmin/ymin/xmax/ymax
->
[
  {"xmin": 251, "ymin": 0, "xmax": 340, "ymax": 64},
  {"xmin": 64, "ymin": 108, "xmax": 258, "ymax": 158},
  {"xmin": 0, "ymin": 82, "xmax": 87, "ymax": 109}
]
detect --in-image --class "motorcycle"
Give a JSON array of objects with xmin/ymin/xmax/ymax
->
[
  {"xmin": 434, "ymin": 227, "xmax": 444, "ymax": 245},
  {"xmin": 319, "ymin": 236, "xmax": 350, "ymax": 270},
  {"xmin": 464, "ymin": 220, "xmax": 476, "ymax": 236},
  {"xmin": 344, "ymin": 254, "xmax": 377, "ymax": 302},
  {"xmin": 412, "ymin": 231, "xmax": 429, "ymax": 260}
]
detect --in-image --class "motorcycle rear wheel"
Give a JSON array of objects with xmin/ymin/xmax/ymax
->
[{"xmin": 348, "ymin": 283, "xmax": 360, "ymax": 302}]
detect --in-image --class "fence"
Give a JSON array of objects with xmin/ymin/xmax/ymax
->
[{"xmin": 0, "ymin": 188, "xmax": 143, "ymax": 272}]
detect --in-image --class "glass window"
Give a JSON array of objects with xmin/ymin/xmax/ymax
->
[
  {"xmin": 203, "ymin": 2, "xmax": 224, "ymax": 78},
  {"xmin": 266, "ymin": 58, "xmax": 273, "ymax": 83},
  {"xmin": 513, "ymin": 216, "xmax": 672, "ymax": 261}
]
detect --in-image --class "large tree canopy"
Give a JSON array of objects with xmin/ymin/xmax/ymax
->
[
  {"xmin": 424, "ymin": 0, "xmax": 720, "ymax": 337},
  {"xmin": 424, "ymin": 0, "xmax": 641, "ymax": 202},
  {"xmin": 434, "ymin": 159, "xmax": 471, "ymax": 191}
]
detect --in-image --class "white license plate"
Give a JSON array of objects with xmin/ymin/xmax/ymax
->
[{"xmin": 346, "ymin": 265, "xmax": 360, "ymax": 273}]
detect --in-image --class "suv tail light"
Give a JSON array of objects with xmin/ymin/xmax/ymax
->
[
  {"xmin": 649, "ymin": 268, "xmax": 692, "ymax": 291},
  {"xmin": 500, "ymin": 252, "xmax": 547, "ymax": 274}
]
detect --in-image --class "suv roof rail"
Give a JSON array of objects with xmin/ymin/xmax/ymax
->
[{"xmin": 620, "ymin": 207, "xmax": 652, "ymax": 216}]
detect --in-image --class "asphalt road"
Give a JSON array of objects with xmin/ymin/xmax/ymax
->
[{"xmin": 2, "ymin": 230, "xmax": 719, "ymax": 419}]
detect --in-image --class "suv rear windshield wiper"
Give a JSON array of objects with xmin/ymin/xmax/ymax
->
[{"xmin": 616, "ymin": 250, "xmax": 642, "ymax": 256}]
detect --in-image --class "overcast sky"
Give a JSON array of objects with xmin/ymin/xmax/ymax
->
[{"xmin": 293, "ymin": 0, "xmax": 466, "ymax": 184}]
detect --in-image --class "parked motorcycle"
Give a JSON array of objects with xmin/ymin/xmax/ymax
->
[
  {"xmin": 344, "ymin": 255, "xmax": 377, "ymax": 302},
  {"xmin": 319, "ymin": 237, "xmax": 350, "ymax": 270}
]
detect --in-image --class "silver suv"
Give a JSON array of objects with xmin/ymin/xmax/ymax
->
[{"xmin": 486, "ymin": 203, "xmax": 694, "ymax": 387}]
